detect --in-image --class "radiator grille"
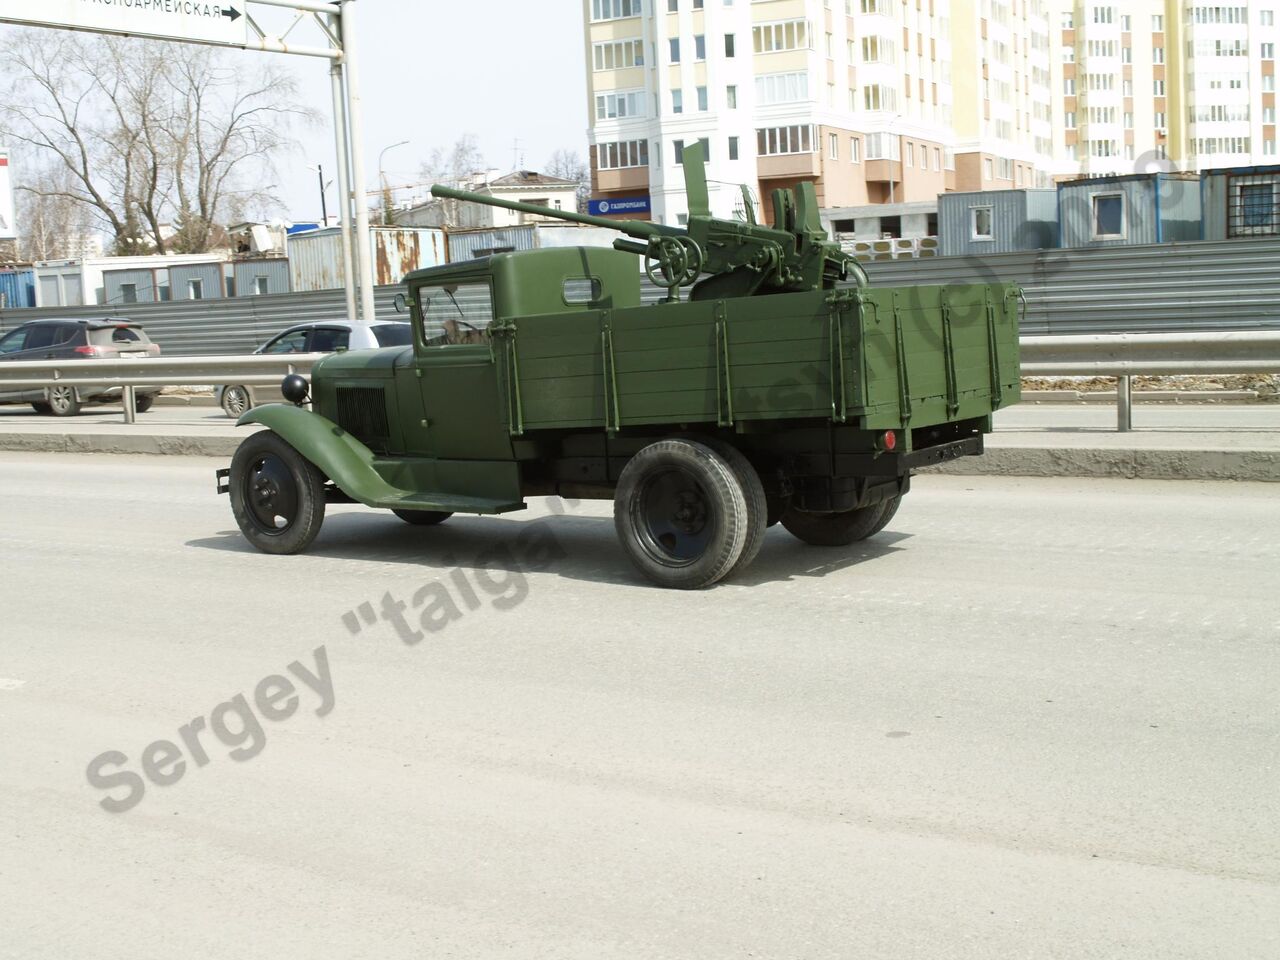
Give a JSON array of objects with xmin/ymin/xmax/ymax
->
[{"xmin": 335, "ymin": 387, "xmax": 391, "ymax": 452}]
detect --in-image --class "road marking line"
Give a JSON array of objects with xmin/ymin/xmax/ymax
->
[{"xmin": 0, "ymin": 679, "xmax": 27, "ymax": 691}]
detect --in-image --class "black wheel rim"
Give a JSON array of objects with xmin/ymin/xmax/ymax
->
[
  {"xmin": 633, "ymin": 467, "xmax": 714, "ymax": 567},
  {"xmin": 242, "ymin": 453, "xmax": 299, "ymax": 535}
]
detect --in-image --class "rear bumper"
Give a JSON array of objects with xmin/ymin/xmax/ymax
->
[{"xmin": 901, "ymin": 435, "xmax": 984, "ymax": 469}]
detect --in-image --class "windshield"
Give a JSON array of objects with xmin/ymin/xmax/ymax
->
[
  {"xmin": 414, "ymin": 281, "xmax": 494, "ymax": 347},
  {"xmin": 372, "ymin": 323, "xmax": 413, "ymax": 348}
]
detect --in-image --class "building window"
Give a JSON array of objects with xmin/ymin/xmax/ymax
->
[
  {"xmin": 850, "ymin": 137, "xmax": 861, "ymax": 163},
  {"xmin": 671, "ymin": 89, "xmax": 683, "ymax": 113},
  {"xmin": 591, "ymin": 0, "xmax": 643, "ymax": 22},
  {"xmin": 756, "ymin": 124, "xmax": 814, "ymax": 156},
  {"xmin": 1152, "ymin": 14, "xmax": 1164, "ymax": 31},
  {"xmin": 1263, "ymin": 43, "xmax": 1276, "ymax": 60},
  {"xmin": 1092, "ymin": 194, "xmax": 1125, "ymax": 239},
  {"xmin": 755, "ymin": 71, "xmax": 809, "ymax": 104},
  {"xmin": 697, "ymin": 85, "xmax": 708, "ymax": 111},
  {"xmin": 863, "ymin": 84, "xmax": 897, "ymax": 111},
  {"xmin": 725, "ymin": 33, "xmax": 736, "ymax": 57},
  {"xmin": 728, "ymin": 136, "xmax": 739, "ymax": 161},
  {"xmin": 669, "ymin": 38, "xmax": 681, "ymax": 62},
  {"xmin": 593, "ymin": 39, "xmax": 645, "ymax": 70},
  {"xmin": 726, "ymin": 85, "xmax": 737, "ymax": 108},
  {"xmin": 120, "ymin": 283, "xmax": 138, "ymax": 304},
  {"xmin": 1064, "ymin": 78, "xmax": 1076, "ymax": 95},
  {"xmin": 597, "ymin": 139, "xmax": 650, "ymax": 170},
  {"xmin": 254, "ymin": 276, "xmax": 270, "ymax": 296},
  {"xmin": 753, "ymin": 19, "xmax": 810, "ymax": 54},
  {"xmin": 905, "ymin": 141, "xmax": 915, "ymax": 167},
  {"xmin": 674, "ymin": 139, "xmax": 684, "ymax": 165},
  {"xmin": 864, "ymin": 132, "xmax": 899, "ymax": 160},
  {"xmin": 187, "ymin": 278, "xmax": 204, "ymax": 300},
  {"xmin": 984, "ymin": 158, "xmax": 994, "ymax": 180},
  {"xmin": 595, "ymin": 90, "xmax": 646, "ymax": 120},
  {"xmin": 695, "ymin": 34, "xmax": 706, "ymax": 59},
  {"xmin": 1065, "ymin": 111, "xmax": 1077, "ymax": 129},
  {"xmin": 829, "ymin": 133, "xmax": 839, "ymax": 160},
  {"xmin": 971, "ymin": 206, "xmax": 994, "ymax": 240},
  {"xmin": 1153, "ymin": 46, "xmax": 1165, "ymax": 63}
]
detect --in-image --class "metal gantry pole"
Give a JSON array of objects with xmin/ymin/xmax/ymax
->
[
  {"xmin": 336, "ymin": 0, "xmax": 378, "ymax": 327},
  {"xmin": 327, "ymin": 30, "xmax": 359, "ymax": 326}
]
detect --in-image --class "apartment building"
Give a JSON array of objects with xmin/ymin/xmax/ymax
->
[
  {"xmin": 583, "ymin": 0, "xmax": 1056, "ymax": 224},
  {"xmin": 1051, "ymin": 1, "xmax": 1279, "ymax": 177}
]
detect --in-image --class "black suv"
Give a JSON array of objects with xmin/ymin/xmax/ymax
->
[{"xmin": 0, "ymin": 319, "xmax": 162, "ymax": 416}]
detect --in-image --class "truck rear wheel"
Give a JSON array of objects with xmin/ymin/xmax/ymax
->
[
  {"xmin": 704, "ymin": 440, "xmax": 768, "ymax": 577},
  {"xmin": 781, "ymin": 496, "xmax": 902, "ymax": 547},
  {"xmin": 614, "ymin": 439, "xmax": 748, "ymax": 589},
  {"xmin": 229, "ymin": 431, "xmax": 327, "ymax": 555}
]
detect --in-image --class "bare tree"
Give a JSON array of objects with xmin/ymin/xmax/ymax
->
[
  {"xmin": 15, "ymin": 163, "xmax": 101, "ymax": 261},
  {"xmin": 545, "ymin": 149, "xmax": 591, "ymax": 213},
  {"xmin": 0, "ymin": 29, "xmax": 314, "ymax": 255},
  {"xmin": 417, "ymin": 135, "xmax": 487, "ymax": 226}
]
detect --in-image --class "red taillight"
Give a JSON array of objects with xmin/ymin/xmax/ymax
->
[
  {"xmin": 882, "ymin": 430, "xmax": 898, "ymax": 452},
  {"xmin": 74, "ymin": 345, "xmax": 105, "ymax": 356}
]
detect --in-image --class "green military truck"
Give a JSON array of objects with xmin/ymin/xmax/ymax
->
[{"xmin": 218, "ymin": 146, "xmax": 1020, "ymax": 588}]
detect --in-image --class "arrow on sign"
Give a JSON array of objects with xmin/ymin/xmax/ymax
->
[{"xmin": 222, "ymin": 6, "xmax": 241, "ymax": 21}]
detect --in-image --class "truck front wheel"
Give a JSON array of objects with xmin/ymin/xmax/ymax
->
[
  {"xmin": 614, "ymin": 439, "xmax": 749, "ymax": 589},
  {"xmin": 229, "ymin": 431, "xmax": 327, "ymax": 555},
  {"xmin": 781, "ymin": 496, "xmax": 902, "ymax": 547}
]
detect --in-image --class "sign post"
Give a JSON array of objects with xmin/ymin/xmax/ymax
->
[{"xmin": 0, "ymin": 0, "xmax": 377, "ymax": 327}]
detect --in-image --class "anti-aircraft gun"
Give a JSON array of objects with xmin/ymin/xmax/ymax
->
[{"xmin": 430, "ymin": 142, "xmax": 868, "ymax": 301}]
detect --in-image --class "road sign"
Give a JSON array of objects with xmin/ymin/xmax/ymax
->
[{"xmin": 0, "ymin": 0, "xmax": 248, "ymax": 47}]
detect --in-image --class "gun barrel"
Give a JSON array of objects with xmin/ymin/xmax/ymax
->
[{"xmin": 430, "ymin": 185, "xmax": 679, "ymax": 240}]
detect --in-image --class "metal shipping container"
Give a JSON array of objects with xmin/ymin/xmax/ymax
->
[
  {"xmin": 232, "ymin": 258, "xmax": 291, "ymax": 297},
  {"xmin": 939, "ymin": 189, "xmax": 1059, "ymax": 256},
  {"xmin": 447, "ymin": 224, "xmax": 537, "ymax": 262},
  {"xmin": 104, "ymin": 268, "xmax": 161, "ymax": 305},
  {"xmin": 0, "ymin": 269, "xmax": 35, "ymax": 309},
  {"xmin": 1058, "ymin": 174, "xmax": 1202, "ymax": 249},
  {"xmin": 288, "ymin": 226, "xmax": 448, "ymax": 292},
  {"xmin": 169, "ymin": 263, "xmax": 227, "ymax": 302},
  {"xmin": 1202, "ymin": 165, "xmax": 1280, "ymax": 241}
]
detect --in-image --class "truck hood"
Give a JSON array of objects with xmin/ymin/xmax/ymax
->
[{"xmin": 314, "ymin": 346, "xmax": 414, "ymax": 380}]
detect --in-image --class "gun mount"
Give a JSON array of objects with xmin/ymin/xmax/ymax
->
[{"xmin": 430, "ymin": 143, "xmax": 867, "ymax": 301}]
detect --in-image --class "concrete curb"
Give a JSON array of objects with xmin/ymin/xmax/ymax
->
[
  {"xmin": 922, "ymin": 446, "xmax": 1280, "ymax": 483},
  {"xmin": 0, "ymin": 433, "xmax": 243, "ymax": 457},
  {"xmin": 1, "ymin": 430, "xmax": 1276, "ymax": 482}
]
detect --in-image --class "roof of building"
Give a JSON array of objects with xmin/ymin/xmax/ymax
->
[{"xmin": 486, "ymin": 170, "xmax": 578, "ymax": 188}]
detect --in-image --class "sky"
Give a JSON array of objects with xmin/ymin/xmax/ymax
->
[{"xmin": 277, "ymin": 1, "xmax": 590, "ymax": 223}]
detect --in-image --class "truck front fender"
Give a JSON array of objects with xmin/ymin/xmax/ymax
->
[{"xmin": 237, "ymin": 404, "xmax": 401, "ymax": 507}]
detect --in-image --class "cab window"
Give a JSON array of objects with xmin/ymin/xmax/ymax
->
[{"xmin": 415, "ymin": 281, "xmax": 494, "ymax": 347}]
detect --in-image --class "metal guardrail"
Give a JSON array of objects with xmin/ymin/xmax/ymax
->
[
  {"xmin": 0, "ymin": 332, "xmax": 1276, "ymax": 431},
  {"xmin": 0, "ymin": 354, "xmax": 325, "ymax": 424},
  {"xmin": 1021, "ymin": 332, "xmax": 1280, "ymax": 430}
]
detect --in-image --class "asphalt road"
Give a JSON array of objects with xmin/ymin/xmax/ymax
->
[
  {"xmin": 4, "ymin": 398, "xmax": 1280, "ymax": 435},
  {"xmin": 1, "ymin": 452, "xmax": 1277, "ymax": 959}
]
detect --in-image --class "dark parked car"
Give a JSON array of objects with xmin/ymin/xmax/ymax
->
[
  {"xmin": 0, "ymin": 319, "xmax": 162, "ymax": 416},
  {"xmin": 216, "ymin": 320, "xmax": 413, "ymax": 417}
]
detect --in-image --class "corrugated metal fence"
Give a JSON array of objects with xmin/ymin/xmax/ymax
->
[
  {"xmin": 2, "ymin": 238, "xmax": 1277, "ymax": 354},
  {"xmin": 858, "ymin": 238, "xmax": 1280, "ymax": 335}
]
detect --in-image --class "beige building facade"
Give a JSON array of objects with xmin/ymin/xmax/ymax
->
[{"xmin": 583, "ymin": 0, "xmax": 1054, "ymax": 224}]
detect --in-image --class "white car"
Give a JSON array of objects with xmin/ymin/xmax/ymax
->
[{"xmin": 217, "ymin": 320, "xmax": 413, "ymax": 417}]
